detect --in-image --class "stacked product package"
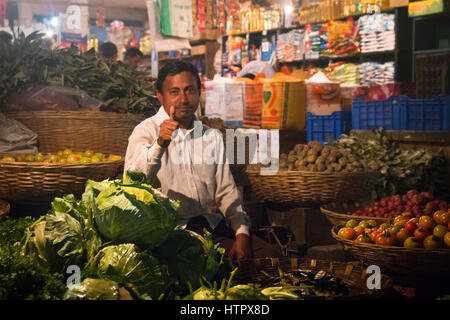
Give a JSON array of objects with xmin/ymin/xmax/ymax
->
[
  {"xmin": 304, "ymin": 24, "xmax": 324, "ymax": 59},
  {"xmin": 359, "ymin": 13, "xmax": 396, "ymax": 53},
  {"xmin": 326, "ymin": 62, "xmax": 360, "ymax": 85},
  {"xmin": 359, "ymin": 61, "xmax": 395, "ymax": 86},
  {"xmin": 321, "ymin": 19, "xmax": 360, "ymax": 57},
  {"xmin": 277, "ymin": 29, "xmax": 305, "ymax": 62}
]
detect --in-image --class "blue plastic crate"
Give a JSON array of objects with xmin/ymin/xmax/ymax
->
[
  {"xmin": 307, "ymin": 111, "xmax": 352, "ymax": 144},
  {"xmin": 352, "ymin": 96, "xmax": 402, "ymax": 130},
  {"xmin": 352, "ymin": 95, "xmax": 450, "ymax": 131},
  {"xmin": 398, "ymin": 95, "xmax": 450, "ymax": 131}
]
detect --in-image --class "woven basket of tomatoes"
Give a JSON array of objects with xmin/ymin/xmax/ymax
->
[
  {"xmin": 331, "ymin": 209, "xmax": 450, "ymax": 283},
  {"xmin": 321, "ymin": 190, "xmax": 449, "ymax": 226},
  {"xmin": 0, "ymin": 150, "xmax": 123, "ymax": 202}
]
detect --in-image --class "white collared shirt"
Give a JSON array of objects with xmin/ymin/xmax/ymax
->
[{"xmin": 124, "ymin": 106, "xmax": 250, "ymax": 236}]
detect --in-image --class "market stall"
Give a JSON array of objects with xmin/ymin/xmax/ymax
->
[{"xmin": 0, "ymin": 0, "xmax": 450, "ymax": 303}]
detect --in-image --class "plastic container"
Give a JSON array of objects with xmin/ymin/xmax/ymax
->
[
  {"xmin": 352, "ymin": 96, "xmax": 402, "ymax": 130},
  {"xmin": 352, "ymin": 95, "xmax": 450, "ymax": 131},
  {"xmin": 307, "ymin": 111, "xmax": 352, "ymax": 144},
  {"xmin": 399, "ymin": 95, "xmax": 450, "ymax": 131}
]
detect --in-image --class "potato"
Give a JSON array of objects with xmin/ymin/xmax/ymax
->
[
  {"xmin": 306, "ymin": 154, "xmax": 317, "ymax": 163},
  {"xmin": 315, "ymin": 156, "xmax": 326, "ymax": 166},
  {"xmin": 280, "ymin": 153, "xmax": 288, "ymax": 160},
  {"xmin": 338, "ymin": 157, "xmax": 348, "ymax": 166},
  {"xmin": 288, "ymin": 154, "xmax": 297, "ymax": 163},
  {"xmin": 294, "ymin": 144, "xmax": 305, "ymax": 152},
  {"xmin": 288, "ymin": 164, "xmax": 295, "ymax": 171},
  {"xmin": 317, "ymin": 164, "xmax": 326, "ymax": 172},
  {"xmin": 307, "ymin": 164, "xmax": 317, "ymax": 171},
  {"xmin": 308, "ymin": 141, "xmax": 321, "ymax": 149}
]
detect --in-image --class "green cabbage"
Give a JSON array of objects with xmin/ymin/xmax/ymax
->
[
  {"xmin": 152, "ymin": 229, "xmax": 206, "ymax": 289},
  {"xmin": 63, "ymin": 278, "xmax": 122, "ymax": 300},
  {"xmin": 96, "ymin": 243, "xmax": 170, "ymax": 300},
  {"xmin": 92, "ymin": 180, "xmax": 178, "ymax": 249}
]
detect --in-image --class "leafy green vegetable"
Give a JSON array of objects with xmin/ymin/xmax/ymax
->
[
  {"xmin": 96, "ymin": 243, "xmax": 171, "ymax": 300},
  {"xmin": 92, "ymin": 180, "xmax": 178, "ymax": 249},
  {"xmin": 152, "ymin": 228, "xmax": 206, "ymax": 289},
  {"xmin": 334, "ymin": 129, "xmax": 450, "ymax": 201},
  {"xmin": 0, "ymin": 32, "xmax": 159, "ymax": 115},
  {"xmin": 23, "ymin": 194, "xmax": 103, "ymax": 273},
  {"xmin": 63, "ymin": 278, "xmax": 122, "ymax": 300},
  {"xmin": 225, "ymin": 284, "xmax": 268, "ymax": 300},
  {"xmin": 0, "ymin": 216, "xmax": 35, "ymax": 246},
  {"xmin": 193, "ymin": 230, "xmax": 235, "ymax": 283}
]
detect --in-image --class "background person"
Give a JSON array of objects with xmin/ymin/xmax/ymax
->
[
  {"xmin": 124, "ymin": 47, "xmax": 143, "ymax": 70},
  {"xmin": 98, "ymin": 41, "xmax": 118, "ymax": 62}
]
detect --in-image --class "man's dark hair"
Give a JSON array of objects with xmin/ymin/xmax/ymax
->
[
  {"xmin": 99, "ymin": 42, "xmax": 118, "ymax": 59},
  {"xmin": 156, "ymin": 60, "xmax": 201, "ymax": 94},
  {"xmin": 125, "ymin": 47, "xmax": 143, "ymax": 60}
]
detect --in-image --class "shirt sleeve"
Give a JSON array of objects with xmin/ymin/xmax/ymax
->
[
  {"xmin": 124, "ymin": 124, "xmax": 166, "ymax": 185},
  {"xmin": 214, "ymin": 134, "xmax": 251, "ymax": 236}
]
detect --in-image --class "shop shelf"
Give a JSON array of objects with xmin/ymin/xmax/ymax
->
[{"xmin": 307, "ymin": 111, "xmax": 352, "ymax": 144}]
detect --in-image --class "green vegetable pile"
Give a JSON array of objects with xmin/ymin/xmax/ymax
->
[
  {"xmin": 0, "ymin": 32, "xmax": 159, "ymax": 116},
  {"xmin": 0, "ymin": 217, "xmax": 67, "ymax": 300},
  {"xmin": 18, "ymin": 171, "xmax": 234, "ymax": 300},
  {"xmin": 333, "ymin": 129, "xmax": 450, "ymax": 201}
]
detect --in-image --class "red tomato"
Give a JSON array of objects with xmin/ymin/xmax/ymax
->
[
  {"xmin": 341, "ymin": 228, "xmax": 357, "ymax": 241},
  {"xmin": 353, "ymin": 226, "xmax": 364, "ymax": 236},
  {"xmin": 418, "ymin": 216, "xmax": 436, "ymax": 231},
  {"xmin": 413, "ymin": 227, "xmax": 430, "ymax": 241},
  {"xmin": 405, "ymin": 221, "xmax": 418, "ymax": 234},
  {"xmin": 370, "ymin": 230, "xmax": 382, "ymax": 243}
]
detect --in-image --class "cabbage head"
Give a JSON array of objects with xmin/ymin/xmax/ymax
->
[
  {"xmin": 152, "ymin": 228, "xmax": 206, "ymax": 289},
  {"xmin": 92, "ymin": 177, "xmax": 178, "ymax": 249},
  {"xmin": 96, "ymin": 243, "xmax": 171, "ymax": 300},
  {"xmin": 63, "ymin": 278, "xmax": 122, "ymax": 300}
]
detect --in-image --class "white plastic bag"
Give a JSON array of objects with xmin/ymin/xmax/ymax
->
[{"xmin": 0, "ymin": 113, "xmax": 38, "ymax": 154}]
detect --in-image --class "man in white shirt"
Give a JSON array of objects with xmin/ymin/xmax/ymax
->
[{"xmin": 125, "ymin": 61, "xmax": 280, "ymax": 262}]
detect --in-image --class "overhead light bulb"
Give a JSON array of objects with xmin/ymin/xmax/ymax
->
[
  {"xmin": 284, "ymin": 5, "xmax": 293, "ymax": 15},
  {"xmin": 45, "ymin": 30, "xmax": 54, "ymax": 38},
  {"xmin": 50, "ymin": 17, "xmax": 59, "ymax": 27}
]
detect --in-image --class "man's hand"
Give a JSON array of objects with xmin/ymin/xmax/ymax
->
[
  {"xmin": 229, "ymin": 233, "xmax": 251, "ymax": 262},
  {"xmin": 157, "ymin": 106, "xmax": 179, "ymax": 147}
]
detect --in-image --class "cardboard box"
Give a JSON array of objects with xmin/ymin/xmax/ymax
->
[
  {"xmin": 408, "ymin": 0, "xmax": 450, "ymax": 17},
  {"xmin": 190, "ymin": 45, "xmax": 206, "ymax": 56},
  {"xmin": 390, "ymin": 0, "xmax": 409, "ymax": 8}
]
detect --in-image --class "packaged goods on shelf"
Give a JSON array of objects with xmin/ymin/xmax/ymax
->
[
  {"xmin": 359, "ymin": 61, "xmax": 395, "ymax": 86},
  {"xmin": 304, "ymin": 23, "xmax": 323, "ymax": 59},
  {"xmin": 359, "ymin": 13, "xmax": 396, "ymax": 53},
  {"xmin": 326, "ymin": 62, "xmax": 360, "ymax": 84},
  {"xmin": 277, "ymin": 29, "xmax": 305, "ymax": 62},
  {"xmin": 321, "ymin": 19, "xmax": 360, "ymax": 57}
]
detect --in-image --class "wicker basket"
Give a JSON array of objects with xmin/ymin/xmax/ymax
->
[
  {"xmin": 0, "ymin": 199, "xmax": 10, "ymax": 220},
  {"xmin": 245, "ymin": 168, "xmax": 378, "ymax": 205},
  {"xmin": 321, "ymin": 202, "xmax": 389, "ymax": 226},
  {"xmin": 4, "ymin": 110, "xmax": 148, "ymax": 156},
  {"xmin": 0, "ymin": 159, "xmax": 123, "ymax": 202},
  {"xmin": 236, "ymin": 257, "xmax": 393, "ymax": 299},
  {"xmin": 331, "ymin": 225, "xmax": 450, "ymax": 283}
]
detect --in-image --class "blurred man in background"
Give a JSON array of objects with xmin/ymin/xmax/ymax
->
[
  {"xmin": 98, "ymin": 42, "xmax": 118, "ymax": 62},
  {"xmin": 124, "ymin": 47, "xmax": 143, "ymax": 70}
]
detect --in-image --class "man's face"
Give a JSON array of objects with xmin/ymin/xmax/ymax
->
[
  {"xmin": 127, "ymin": 56, "xmax": 142, "ymax": 69},
  {"xmin": 157, "ymin": 71, "xmax": 200, "ymax": 122}
]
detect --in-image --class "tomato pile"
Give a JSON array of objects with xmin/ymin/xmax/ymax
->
[
  {"xmin": 349, "ymin": 190, "xmax": 448, "ymax": 219},
  {"xmin": 337, "ymin": 209, "xmax": 450, "ymax": 249},
  {"xmin": 1, "ymin": 149, "xmax": 122, "ymax": 164}
]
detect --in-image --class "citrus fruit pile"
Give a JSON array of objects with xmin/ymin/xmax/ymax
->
[{"xmin": 1, "ymin": 149, "xmax": 122, "ymax": 164}]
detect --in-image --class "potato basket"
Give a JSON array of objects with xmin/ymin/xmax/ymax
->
[
  {"xmin": 331, "ymin": 224, "xmax": 450, "ymax": 284},
  {"xmin": 321, "ymin": 202, "xmax": 389, "ymax": 226},
  {"xmin": 0, "ymin": 157, "xmax": 123, "ymax": 202},
  {"xmin": 236, "ymin": 257, "xmax": 393, "ymax": 299},
  {"xmin": 245, "ymin": 168, "xmax": 378, "ymax": 205}
]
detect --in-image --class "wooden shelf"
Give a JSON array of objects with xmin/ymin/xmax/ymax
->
[{"xmin": 159, "ymin": 54, "xmax": 205, "ymax": 62}]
